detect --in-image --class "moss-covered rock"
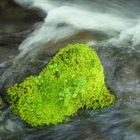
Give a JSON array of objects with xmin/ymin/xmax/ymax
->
[
  {"xmin": 7, "ymin": 44, "xmax": 115, "ymax": 126},
  {"xmin": 0, "ymin": 98, "xmax": 3, "ymax": 108}
]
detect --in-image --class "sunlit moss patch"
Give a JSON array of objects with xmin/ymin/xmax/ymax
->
[{"xmin": 7, "ymin": 44, "xmax": 115, "ymax": 126}]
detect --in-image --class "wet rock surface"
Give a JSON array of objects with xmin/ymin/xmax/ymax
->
[
  {"xmin": 0, "ymin": 0, "xmax": 43, "ymax": 62},
  {"xmin": 96, "ymin": 42, "xmax": 140, "ymax": 95},
  {"xmin": 0, "ymin": 0, "xmax": 43, "ymax": 25}
]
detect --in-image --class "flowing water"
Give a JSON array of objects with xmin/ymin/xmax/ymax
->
[{"xmin": 0, "ymin": 0, "xmax": 140, "ymax": 140}]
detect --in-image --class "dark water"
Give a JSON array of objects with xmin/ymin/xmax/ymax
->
[{"xmin": 0, "ymin": 0, "xmax": 140, "ymax": 140}]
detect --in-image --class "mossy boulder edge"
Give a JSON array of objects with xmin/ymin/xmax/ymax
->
[
  {"xmin": 7, "ymin": 44, "xmax": 115, "ymax": 126},
  {"xmin": 0, "ymin": 98, "xmax": 3, "ymax": 108}
]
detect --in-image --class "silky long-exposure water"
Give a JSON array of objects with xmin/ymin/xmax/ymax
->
[{"xmin": 0, "ymin": 0, "xmax": 140, "ymax": 140}]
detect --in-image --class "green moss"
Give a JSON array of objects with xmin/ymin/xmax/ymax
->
[
  {"xmin": 0, "ymin": 98, "xmax": 3, "ymax": 107},
  {"xmin": 7, "ymin": 44, "xmax": 115, "ymax": 126}
]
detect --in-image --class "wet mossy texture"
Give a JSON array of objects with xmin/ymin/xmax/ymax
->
[
  {"xmin": 7, "ymin": 44, "xmax": 115, "ymax": 126},
  {"xmin": 0, "ymin": 98, "xmax": 3, "ymax": 107}
]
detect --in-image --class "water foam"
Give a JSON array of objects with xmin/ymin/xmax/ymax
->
[{"xmin": 14, "ymin": 0, "xmax": 140, "ymax": 58}]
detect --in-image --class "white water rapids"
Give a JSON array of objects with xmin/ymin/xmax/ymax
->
[{"xmin": 14, "ymin": 0, "xmax": 140, "ymax": 57}]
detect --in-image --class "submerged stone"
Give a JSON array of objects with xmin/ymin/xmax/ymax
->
[{"xmin": 6, "ymin": 44, "xmax": 115, "ymax": 126}]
